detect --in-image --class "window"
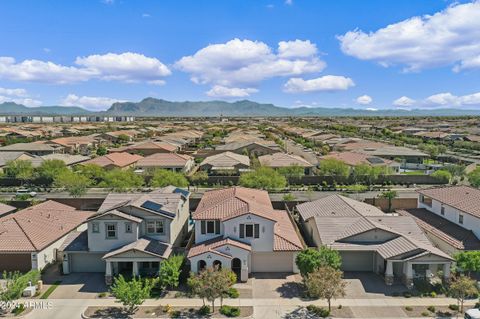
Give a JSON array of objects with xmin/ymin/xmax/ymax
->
[
  {"xmin": 201, "ymin": 220, "xmax": 220, "ymax": 234},
  {"xmin": 459, "ymin": 214, "xmax": 464, "ymax": 224},
  {"xmin": 105, "ymin": 223, "xmax": 117, "ymax": 239},
  {"xmin": 240, "ymin": 223, "xmax": 260, "ymax": 238},
  {"xmin": 147, "ymin": 221, "xmax": 164, "ymax": 234},
  {"xmin": 125, "ymin": 222, "xmax": 132, "ymax": 233},
  {"xmin": 92, "ymin": 222, "xmax": 100, "ymax": 233},
  {"xmin": 419, "ymin": 195, "xmax": 424, "ymax": 203},
  {"xmin": 441, "ymin": 206, "xmax": 445, "ymax": 216}
]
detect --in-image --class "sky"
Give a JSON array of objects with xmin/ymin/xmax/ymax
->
[{"xmin": 1, "ymin": 0, "xmax": 480, "ymax": 111}]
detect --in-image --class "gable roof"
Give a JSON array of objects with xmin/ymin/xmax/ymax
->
[
  {"xmin": 187, "ymin": 236, "xmax": 251, "ymax": 259},
  {"xmin": 0, "ymin": 201, "xmax": 92, "ymax": 252},
  {"xmin": 136, "ymin": 153, "xmax": 192, "ymax": 168},
  {"xmin": 200, "ymin": 152, "xmax": 250, "ymax": 168},
  {"xmin": 321, "ymin": 151, "xmax": 396, "ymax": 167},
  {"xmin": 259, "ymin": 152, "xmax": 313, "ymax": 168},
  {"xmin": 83, "ymin": 152, "xmax": 143, "ymax": 168},
  {"xmin": 103, "ymin": 237, "xmax": 172, "ymax": 259},
  {"xmin": 111, "ymin": 141, "xmax": 178, "ymax": 153},
  {"xmin": 418, "ymin": 186, "xmax": 480, "ymax": 219}
]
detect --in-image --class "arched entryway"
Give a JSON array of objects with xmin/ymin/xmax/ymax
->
[
  {"xmin": 198, "ymin": 260, "xmax": 206, "ymax": 272},
  {"xmin": 231, "ymin": 258, "xmax": 241, "ymax": 281},
  {"xmin": 213, "ymin": 260, "xmax": 222, "ymax": 270}
]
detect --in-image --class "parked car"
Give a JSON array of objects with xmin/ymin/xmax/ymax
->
[
  {"xmin": 465, "ymin": 309, "xmax": 480, "ymax": 319},
  {"xmin": 15, "ymin": 188, "xmax": 37, "ymax": 197}
]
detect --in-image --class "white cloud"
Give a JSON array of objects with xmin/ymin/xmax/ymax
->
[
  {"xmin": 60, "ymin": 94, "xmax": 126, "ymax": 111},
  {"xmin": 283, "ymin": 75, "xmax": 354, "ymax": 93},
  {"xmin": 176, "ymin": 38, "xmax": 325, "ymax": 95},
  {"xmin": 206, "ymin": 85, "xmax": 258, "ymax": 98},
  {"xmin": 356, "ymin": 95, "xmax": 372, "ymax": 105},
  {"xmin": 0, "ymin": 87, "xmax": 27, "ymax": 97},
  {"xmin": 0, "ymin": 95, "xmax": 42, "ymax": 107},
  {"xmin": 424, "ymin": 92, "xmax": 458, "ymax": 106},
  {"xmin": 393, "ymin": 96, "xmax": 416, "ymax": 107},
  {"xmin": 285, "ymin": 0, "xmax": 293, "ymax": 5},
  {"xmin": 0, "ymin": 53, "xmax": 171, "ymax": 84},
  {"xmin": 338, "ymin": 1, "xmax": 480, "ymax": 72},
  {"xmin": 366, "ymin": 107, "xmax": 378, "ymax": 111}
]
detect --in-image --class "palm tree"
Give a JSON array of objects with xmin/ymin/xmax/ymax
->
[{"xmin": 380, "ymin": 189, "xmax": 398, "ymax": 212}]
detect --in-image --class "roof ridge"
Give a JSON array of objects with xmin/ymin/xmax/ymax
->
[{"xmin": 12, "ymin": 216, "xmax": 37, "ymax": 250}]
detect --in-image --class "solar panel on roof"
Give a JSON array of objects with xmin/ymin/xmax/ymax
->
[
  {"xmin": 141, "ymin": 200, "xmax": 163, "ymax": 212},
  {"xmin": 174, "ymin": 188, "xmax": 190, "ymax": 198},
  {"xmin": 366, "ymin": 157, "xmax": 384, "ymax": 164}
]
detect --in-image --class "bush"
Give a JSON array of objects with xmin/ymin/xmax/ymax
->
[
  {"xmin": 427, "ymin": 306, "xmax": 435, "ymax": 313},
  {"xmin": 430, "ymin": 291, "xmax": 436, "ymax": 298},
  {"xmin": 306, "ymin": 305, "xmax": 330, "ymax": 318},
  {"xmin": 98, "ymin": 292, "xmax": 107, "ymax": 298},
  {"xmin": 226, "ymin": 287, "xmax": 240, "ymax": 298},
  {"xmin": 448, "ymin": 304, "xmax": 459, "ymax": 311},
  {"xmin": 198, "ymin": 305, "xmax": 211, "ymax": 316},
  {"xmin": 403, "ymin": 291, "xmax": 412, "ymax": 298},
  {"xmin": 421, "ymin": 311, "xmax": 430, "ymax": 317},
  {"xmin": 169, "ymin": 310, "xmax": 181, "ymax": 318},
  {"xmin": 405, "ymin": 306, "xmax": 413, "ymax": 311},
  {"xmin": 12, "ymin": 304, "xmax": 25, "ymax": 315},
  {"xmin": 220, "ymin": 305, "xmax": 241, "ymax": 317}
]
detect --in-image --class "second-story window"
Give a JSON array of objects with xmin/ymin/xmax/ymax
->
[
  {"xmin": 201, "ymin": 220, "xmax": 220, "ymax": 234},
  {"xmin": 441, "ymin": 206, "xmax": 445, "ymax": 216},
  {"xmin": 92, "ymin": 222, "xmax": 100, "ymax": 233},
  {"xmin": 459, "ymin": 214, "xmax": 464, "ymax": 224},
  {"xmin": 240, "ymin": 223, "xmax": 259, "ymax": 239},
  {"xmin": 147, "ymin": 221, "xmax": 164, "ymax": 234},
  {"xmin": 105, "ymin": 223, "xmax": 117, "ymax": 239}
]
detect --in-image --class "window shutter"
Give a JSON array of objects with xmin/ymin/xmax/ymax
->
[
  {"xmin": 215, "ymin": 220, "xmax": 220, "ymax": 234},
  {"xmin": 201, "ymin": 221, "xmax": 206, "ymax": 234},
  {"xmin": 254, "ymin": 224, "xmax": 259, "ymax": 238},
  {"xmin": 239, "ymin": 224, "xmax": 245, "ymax": 238}
]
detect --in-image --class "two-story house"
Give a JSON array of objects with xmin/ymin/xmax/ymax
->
[
  {"xmin": 61, "ymin": 186, "xmax": 190, "ymax": 284},
  {"xmin": 187, "ymin": 187, "xmax": 303, "ymax": 282}
]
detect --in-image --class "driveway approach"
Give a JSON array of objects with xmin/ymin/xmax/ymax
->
[{"xmin": 44, "ymin": 272, "xmax": 107, "ymax": 299}]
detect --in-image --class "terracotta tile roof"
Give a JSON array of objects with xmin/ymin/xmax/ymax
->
[
  {"xmin": 418, "ymin": 186, "xmax": 480, "ymax": 219},
  {"xmin": 321, "ymin": 151, "xmax": 396, "ymax": 167},
  {"xmin": 89, "ymin": 209, "xmax": 143, "ymax": 223},
  {"xmin": 0, "ymin": 203, "xmax": 16, "ymax": 217},
  {"xmin": 103, "ymin": 237, "xmax": 172, "ymax": 259},
  {"xmin": 187, "ymin": 236, "xmax": 251, "ymax": 259},
  {"xmin": 83, "ymin": 152, "xmax": 143, "ymax": 168},
  {"xmin": 136, "ymin": 153, "xmax": 192, "ymax": 168},
  {"xmin": 50, "ymin": 136, "xmax": 97, "ymax": 147},
  {"xmin": 193, "ymin": 187, "xmax": 303, "ymax": 252},
  {"xmin": 259, "ymin": 152, "xmax": 313, "ymax": 168},
  {"xmin": 398, "ymin": 208, "xmax": 480, "ymax": 250},
  {"xmin": 111, "ymin": 141, "xmax": 178, "ymax": 153},
  {"xmin": 0, "ymin": 201, "xmax": 92, "ymax": 252},
  {"xmin": 200, "ymin": 152, "xmax": 250, "ymax": 168}
]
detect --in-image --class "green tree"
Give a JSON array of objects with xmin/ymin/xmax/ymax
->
[
  {"xmin": 277, "ymin": 164, "xmax": 305, "ymax": 179},
  {"xmin": 239, "ymin": 166, "xmax": 287, "ymax": 189},
  {"xmin": 305, "ymin": 266, "xmax": 347, "ymax": 312},
  {"xmin": 295, "ymin": 247, "xmax": 342, "ymax": 278},
  {"xmin": 468, "ymin": 167, "xmax": 480, "ymax": 188},
  {"xmin": 0, "ymin": 270, "xmax": 40, "ymax": 305},
  {"xmin": 149, "ymin": 169, "xmax": 189, "ymax": 188},
  {"xmin": 448, "ymin": 275, "xmax": 478, "ymax": 313},
  {"xmin": 100, "ymin": 169, "xmax": 144, "ymax": 191},
  {"xmin": 188, "ymin": 268, "xmax": 236, "ymax": 311},
  {"xmin": 54, "ymin": 170, "xmax": 91, "ymax": 197},
  {"xmin": 158, "ymin": 255, "xmax": 184, "ymax": 290},
  {"xmin": 75, "ymin": 164, "xmax": 105, "ymax": 185},
  {"xmin": 454, "ymin": 251, "xmax": 480, "ymax": 276},
  {"xmin": 110, "ymin": 275, "xmax": 157, "ymax": 314},
  {"xmin": 116, "ymin": 134, "xmax": 131, "ymax": 143},
  {"xmin": 318, "ymin": 158, "xmax": 350, "ymax": 178},
  {"xmin": 36, "ymin": 159, "xmax": 68, "ymax": 183},
  {"xmin": 431, "ymin": 170, "xmax": 452, "ymax": 184},
  {"xmin": 380, "ymin": 189, "xmax": 398, "ymax": 212},
  {"xmin": 4, "ymin": 160, "xmax": 34, "ymax": 183},
  {"xmin": 96, "ymin": 145, "xmax": 108, "ymax": 156}
]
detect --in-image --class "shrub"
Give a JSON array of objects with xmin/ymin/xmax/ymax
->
[
  {"xmin": 306, "ymin": 305, "xmax": 330, "ymax": 318},
  {"xmin": 430, "ymin": 291, "xmax": 436, "ymax": 298},
  {"xmin": 226, "ymin": 287, "xmax": 240, "ymax": 298},
  {"xmin": 427, "ymin": 306, "xmax": 435, "ymax": 313},
  {"xmin": 421, "ymin": 311, "xmax": 430, "ymax": 317},
  {"xmin": 169, "ymin": 310, "xmax": 181, "ymax": 318},
  {"xmin": 449, "ymin": 304, "xmax": 459, "ymax": 311},
  {"xmin": 220, "ymin": 305, "xmax": 241, "ymax": 317},
  {"xmin": 98, "ymin": 292, "xmax": 107, "ymax": 298},
  {"xmin": 405, "ymin": 306, "xmax": 413, "ymax": 311},
  {"xmin": 198, "ymin": 305, "xmax": 211, "ymax": 316},
  {"xmin": 403, "ymin": 291, "xmax": 412, "ymax": 298},
  {"xmin": 12, "ymin": 304, "xmax": 25, "ymax": 315}
]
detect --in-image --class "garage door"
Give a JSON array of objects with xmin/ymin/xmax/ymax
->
[
  {"xmin": 340, "ymin": 251, "xmax": 373, "ymax": 272},
  {"xmin": 0, "ymin": 254, "xmax": 31, "ymax": 272},
  {"xmin": 251, "ymin": 252, "xmax": 293, "ymax": 272},
  {"xmin": 70, "ymin": 253, "xmax": 105, "ymax": 273}
]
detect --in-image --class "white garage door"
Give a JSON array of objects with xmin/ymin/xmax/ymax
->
[
  {"xmin": 71, "ymin": 253, "xmax": 105, "ymax": 273},
  {"xmin": 251, "ymin": 252, "xmax": 293, "ymax": 272},
  {"xmin": 340, "ymin": 251, "xmax": 373, "ymax": 272}
]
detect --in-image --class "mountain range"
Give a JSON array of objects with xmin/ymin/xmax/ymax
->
[{"xmin": 1, "ymin": 98, "xmax": 480, "ymax": 117}]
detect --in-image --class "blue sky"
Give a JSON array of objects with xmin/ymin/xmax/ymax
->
[{"xmin": 0, "ymin": 0, "xmax": 480, "ymax": 111}]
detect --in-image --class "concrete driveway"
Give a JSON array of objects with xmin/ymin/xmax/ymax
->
[
  {"xmin": 46, "ymin": 273, "xmax": 108, "ymax": 299},
  {"xmin": 251, "ymin": 273, "xmax": 303, "ymax": 299},
  {"xmin": 343, "ymin": 272, "xmax": 406, "ymax": 299}
]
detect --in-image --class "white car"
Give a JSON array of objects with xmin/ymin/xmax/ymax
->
[
  {"xmin": 15, "ymin": 189, "xmax": 37, "ymax": 197},
  {"xmin": 465, "ymin": 308, "xmax": 480, "ymax": 319}
]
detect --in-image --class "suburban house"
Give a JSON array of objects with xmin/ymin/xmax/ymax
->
[
  {"xmin": 321, "ymin": 151, "xmax": 400, "ymax": 173},
  {"xmin": 48, "ymin": 136, "xmax": 100, "ymax": 155},
  {"xmin": 259, "ymin": 152, "xmax": 315, "ymax": 175},
  {"xmin": 0, "ymin": 201, "xmax": 92, "ymax": 272},
  {"xmin": 135, "ymin": 153, "xmax": 195, "ymax": 173},
  {"xmin": 406, "ymin": 185, "xmax": 480, "ymax": 255},
  {"xmin": 216, "ymin": 141, "xmax": 281, "ymax": 157},
  {"xmin": 38, "ymin": 153, "xmax": 90, "ymax": 167},
  {"xmin": 61, "ymin": 187, "xmax": 191, "ymax": 284},
  {"xmin": 199, "ymin": 152, "xmax": 250, "ymax": 175},
  {"xmin": 110, "ymin": 140, "xmax": 178, "ymax": 156},
  {"xmin": 83, "ymin": 152, "xmax": 143, "ymax": 170},
  {"xmin": 100, "ymin": 130, "xmax": 138, "ymax": 143},
  {"xmin": 0, "ymin": 142, "xmax": 63, "ymax": 155},
  {"xmin": 0, "ymin": 151, "xmax": 36, "ymax": 171},
  {"xmin": 187, "ymin": 187, "xmax": 303, "ymax": 282},
  {"xmin": 0, "ymin": 202, "xmax": 16, "ymax": 217},
  {"xmin": 296, "ymin": 195, "xmax": 453, "ymax": 287}
]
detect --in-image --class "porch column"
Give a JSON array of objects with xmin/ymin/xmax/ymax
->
[
  {"xmin": 105, "ymin": 261, "xmax": 113, "ymax": 285},
  {"xmin": 403, "ymin": 262, "xmax": 413, "ymax": 289},
  {"xmin": 443, "ymin": 263, "xmax": 451, "ymax": 283},
  {"xmin": 132, "ymin": 261, "xmax": 139, "ymax": 277},
  {"xmin": 385, "ymin": 260, "xmax": 394, "ymax": 285}
]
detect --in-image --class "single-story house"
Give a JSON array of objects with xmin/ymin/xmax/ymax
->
[
  {"xmin": 321, "ymin": 151, "xmax": 400, "ymax": 173},
  {"xmin": 110, "ymin": 141, "xmax": 178, "ymax": 156},
  {"xmin": 216, "ymin": 141, "xmax": 281, "ymax": 157},
  {"xmin": 135, "ymin": 153, "xmax": 194, "ymax": 173},
  {"xmin": 82, "ymin": 152, "xmax": 143, "ymax": 170},
  {"xmin": 259, "ymin": 152, "xmax": 314, "ymax": 175},
  {"xmin": 199, "ymin": 152, "xmax": 250, "ymax": 175}
]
